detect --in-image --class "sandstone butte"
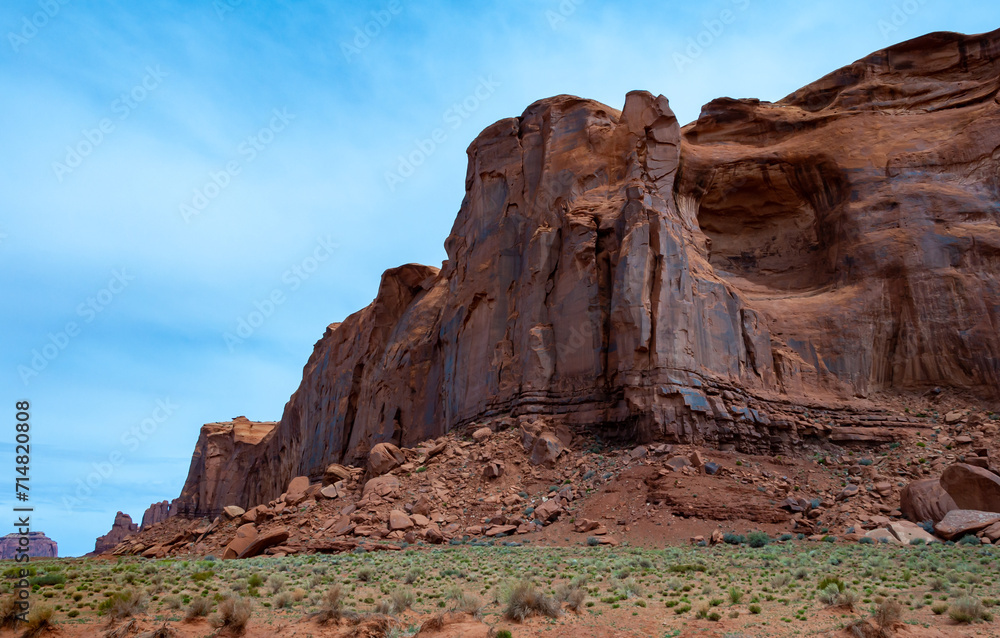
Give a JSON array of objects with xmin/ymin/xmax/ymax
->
[
  {"xmin": 0, "ymin": 532, "xmax": 57, "ymax": 560},
  {"xmin": 159, "ymin": 29, "xmax": 1000, "ymax": 519}
]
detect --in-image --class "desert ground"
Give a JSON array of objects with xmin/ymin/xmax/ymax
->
[{"xmin": 3, "ymin": 535, "xmax": 998, "ymax": 637}]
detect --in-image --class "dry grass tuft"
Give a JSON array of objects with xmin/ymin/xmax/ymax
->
[
  {"xmin": 184, "ymin": 597, "xmax": 212, "ymax": 621},
  {"xmin": 503, "ymin": 581, "xmax": 561, "ymax": 622},
  {"xmin": 419, "ymin": 613, "xmax": 445, "ymax": 632},
  {"xmin": 312, "ymin": 585, "xmax": 345, "ymax": 625},
  {"xmin": 17, "ymin": 605, "xmax": 55, "ymax": 638},
  {"xmin": 209, "ymin": 596, "xmax": 252, "ymax": 636}
]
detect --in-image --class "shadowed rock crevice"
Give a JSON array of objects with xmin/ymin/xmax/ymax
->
[{"xmin": 693, "ymin": 156, "xmax": 850, "ymax": 292}]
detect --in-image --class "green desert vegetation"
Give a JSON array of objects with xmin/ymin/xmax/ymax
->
[{"xmin": 0, "ymin": 539, "xmax": 994, "ymax": 635}]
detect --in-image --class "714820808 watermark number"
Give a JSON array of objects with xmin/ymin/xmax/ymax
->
[{"xmin": 12, "ymin": 400, "xmax": 33, "ymax": 622}]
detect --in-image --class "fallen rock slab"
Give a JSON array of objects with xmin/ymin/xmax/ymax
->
[
  {"xmin": 934, "ymin": 510, "xmax": 1000, "ymax": 540},
  {"xmin": 223, "ymin": 523, "xmax": 258, "ymax": 559},
  {"xmin": 887, "ymin": 521, "xmax": 939, "ymax": 545},
  {"xmin": 238, "ymin": 527, "xmax": 290, "ymax": 558},
  {"xmin": 389, "ymin": 510, "xmax": 414, "ymax": 530}
]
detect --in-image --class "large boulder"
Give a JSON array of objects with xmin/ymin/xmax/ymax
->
[
  {"xmin": 223, "ymin": 523, "xmax": 258, "ymax": 559},
  {"xmin": 533, "ymin": 499, "xmax": 562, "ymax": 523},
  {"xmin": 285, "ymin": 476, "xmax": 311, "ymax": 504},
  {"xmin": 389, "ymin": 511, "xmax": 414, "ymax": 530},
  {"xmin": 933, "ymin": 510, "xmax": 1000, "ymax": 540},
  {"xmin": 367, "ymin": 443, "xmax": 406, "ymax": 476},
  {"xmin": 940, "ymin": 463, "xmax": 1000, "ymax": 513},
  {"xmin": 900, "ymin": 479, "xmax": 957, "ymax": 523},
  {"xmin": 222, "ymin": 505, "xmax": 246, "ymax": 519},
  {"xmin": 237, "ymin": 527, "xmax": 289, "ymax": 559},
  {"xmin": 528, "ymin": 433, "xmax": 566, "ymax": 467},
  {"xmin": 324, "ymin": 463, "xmax": 353, "ymax": 483}
]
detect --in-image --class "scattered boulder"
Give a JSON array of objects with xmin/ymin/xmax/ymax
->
[
  {"xmin": 482, "ymin": 461, "xmax": 504, "ymax": 479},
  {"xmin": 629, "ymin": 446, "xmax": 648, "ymax": 460},
  {"xmin": 534, "ymin": 499, "xmax": 562, "ymax": 523},
  {"xmin": 574, "ymin": 519, "xmax": 600, "ymax": 533},
  {"xmin": 704, "ymin": 462, "xmax": 721, "ymax": 476},
  {"xmin": 363, "ymin": 475, "xmax": 401, "ymax": 498},
  {"xmin": 900, "ymin": 479, "xmax": 957, "ymax": 523},
  {"xmin": 320, "ymin": 484, "xmax": 340, "ymax": 499},
  {"xmin": 368, "ymin": 442, "xmax": 406, "ymax": 476},
  {"xmin": 389, "ymin": 510, "xmax": 414, "ymax": 531},
  {"xmin": 222, "ymin": 505, "xmax": 246, "ymax": 520},
  {"xmin": 780, "ymin": 497, "xmax": 805, "ymax": 513},
  {"xmin": 223, "ymin": 523, "xmax": 258, "ymax": 559},
  {"xmin": 940, "ymin": 463, "xmax": 1000, "ymax": 513},
  {"xmin": 424, "ymin": 524, "xmax": 444, "ymax": 544},
  {"xmin": 689, "ymin": 450, "xmax": 705, "ymax": 469},
  {"xmin": 981, "ymin": 521, "xmax": 1000, "ymax": 543},
  {"xmin": 240, "ymin": 506, "xmax": 264, "ymax": 525},
  {"xmin": 529, "ymin": 432, "xmax": 566, "ymax": 467},
  {"xmin": 934, "ymin": 510, "xmax": 1000, "ymax": 540},
  {"xmin": 864, "ymin": 528, "xmax": 901, "ymax": 545},
  {"xmin": 472, "ymin": 427, "xmax": 492, "ymax": 443},
  {"xmin": 837, "ymin": 485, "xmax": 860, "ymax": 501},
  {"xmin": 412, "ymin": 495, "xmax": 433, "ymax": 516},
  {"xmin": 285, "ymin": 476, "xmax": 311, "ymax": 504},
  {"xmin": 665, "ymin": 456, "xmax": 692, "ymax": 472},
  {"xmin": 324, "ymin": 463, "xmax": 352, "ymax": 483},
  {"xmin": 886, "ymin": 521, "xmax": 939, "ymax": 545},
  {"xmin": 238, "ymin": 527, "xmax": 289, "ymax": 558}
]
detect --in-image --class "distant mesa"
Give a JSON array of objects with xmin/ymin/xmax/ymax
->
[{"xmin": 0, "ymin": 532, "xmax": 57, "ymax": 559}]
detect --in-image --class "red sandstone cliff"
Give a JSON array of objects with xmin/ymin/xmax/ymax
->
[
  {"xmin": 93, "ymin": 512, "xmax": 138, "ymax": 554},
  {"xmin": 171, "ymin": 29, "xmax": 1000, "ymax": 517}
]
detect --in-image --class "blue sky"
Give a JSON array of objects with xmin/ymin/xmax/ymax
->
[{"xmin": 1, "ymin": 0, "xmax": 997, "ymax": 557}]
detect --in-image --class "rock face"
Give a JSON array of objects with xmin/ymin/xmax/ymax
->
[
  {"xmin": 141, "ymin": 500, "xmax": 171, "ymax": 530},
  {"xmin": 0, "ymin": 532, "xmax": 57, "ymax": 559},
  {"xmin": 172, "ymin": 417, "xmax": 277, "ymax": 517},
  {"xmin": 175, "ymin": 29, "xmax": 1000, "ymax": 512},
  {"xmin": 94, "ymin": 512, "xmax": 138, "ymax": 554}
]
